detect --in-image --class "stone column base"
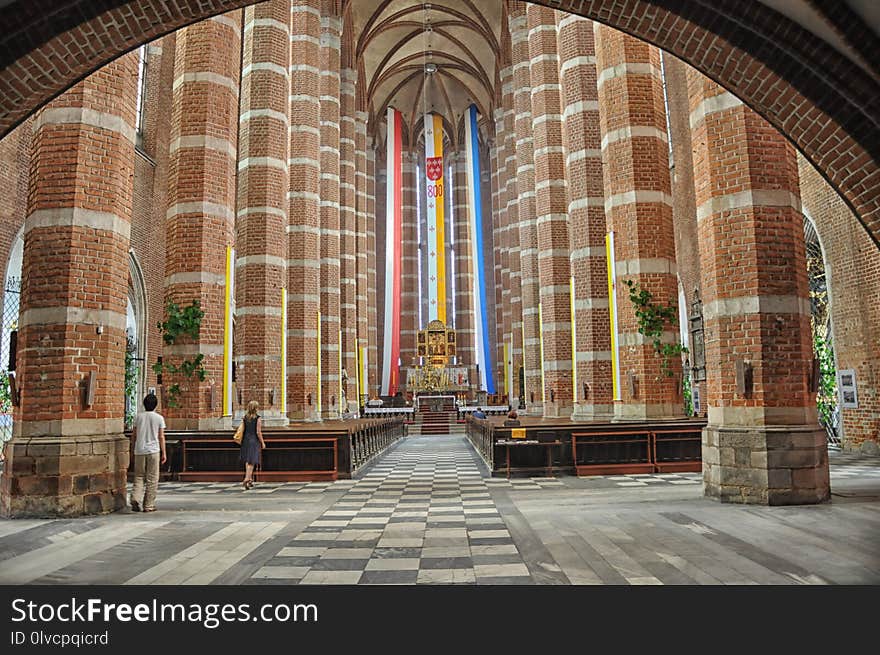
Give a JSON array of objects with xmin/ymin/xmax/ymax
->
[
  {"xmin": 542, "ymin": 401, "xmax": 573, "ymax": 419},
  {"xmin": 0, "ymin": 434, "xmax": 129, "ymax": 518},
  {"xmin": 612, "ymin": 402, "xmax": 685, "ymax": 422},
  {"xmin": 571, "ymin": 404, "xmax": 614, "ymax": 422},
  {"xmin": 702, "ymin": 424, "xmax": 830, "ymax": 505},
  {"xmin": 259, "ymin": 411, "xmax": 290, "ymax": 428}
]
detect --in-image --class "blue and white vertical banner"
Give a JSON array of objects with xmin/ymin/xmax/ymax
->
[{"xmin": 465, "ymin": 104, "xmax": 495, "ymax": 394}]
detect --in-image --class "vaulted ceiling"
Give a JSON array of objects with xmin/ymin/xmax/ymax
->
[{"xmin": 349, "ymin": 0, "xmax": 503, "ymax": 146}]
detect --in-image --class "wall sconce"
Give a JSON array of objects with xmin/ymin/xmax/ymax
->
[
  {"xmin": 529, "ymin": 391, "xmax": 534, "ymax": 404},
  {"xmin": 269, "ymin": 388, "xmax": 275, "ymax": 406},
  {"xmin": 582, "ymin": 382, "xmax": 589, "ymax": 400},
  {"xmin": 808, "ymin": 357, "xmax": 820, "ymax": 393},
  {"xmin": 735, "ymin": 359, "xmax": 753, "ymax": 397},
  {"xmin": 7, "ymin": 372, "xmax": 20, "ymax": 407},
  {"xmin": 331, "ymin": 395, "xmax": 336, "ymax": 407},
  {"xmin": 208, "ymin": 384, "xmax": 216, "ymax": 411},
  {"xmin": 84, "ymin": 370, "xmax": 96, "ymax": 407},
  {"xmin": 549, "ymin": 388, "xmax": 555, "ymax": 403},
  {"xmin": 307, "ymin": 392, "xmax": 312, "ymax": 406},
  {"xmin": 627, "ymin": 371, "xmax": 638, "ymax": 399}
]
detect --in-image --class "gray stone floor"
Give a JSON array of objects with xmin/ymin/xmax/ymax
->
[{"xmin": 0, "ymin": 436, "xmax": 878, "ymax": 585}]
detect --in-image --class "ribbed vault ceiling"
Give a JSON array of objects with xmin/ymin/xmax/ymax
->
[{"xmin": 351, "ymin": 0, "xmax": 502, "ymax": 145}]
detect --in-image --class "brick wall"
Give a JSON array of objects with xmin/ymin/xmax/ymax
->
[{"xmin": 799, "ymin": 155, "xmax": 880, "ymax": 451}]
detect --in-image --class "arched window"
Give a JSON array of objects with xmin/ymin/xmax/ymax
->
[{"xmin": 126, "ymin": 251, "xmax": 148, "ymax": 426}]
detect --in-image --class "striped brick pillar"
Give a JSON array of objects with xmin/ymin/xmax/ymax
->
[
  {"xmin": 339, "ymin": 68, "xmax": 357, "ymax": 412},
  {"xmin": 355, "ymin": 110, "xmax": 369, "ymax": 406},
  {"xmin": 400, "ymin": 151, "xmax": 419, "ymax": 374},
  {"xmin": 452, "ymin": 151, "xmax": 475, "ymax": 374},
  {"xmin": 366, "ymin": 145, "xmax": 378, "ymax": 396},
  {"xmin": 501, "ymin": 63, "xmax": 523, "ymax": 407},
  {"xmin": 491, "ymin": 132, "xmax": 511, "ymax": 396},
  {"xmin": 287, "ymin": 0, "xmax": 322, "ymax": 421},
  {"xmin": 689, "ymin": 72, "xmax": 829, "ymax": 505},
  {"xmin": 0, "ymin": 53, "xmax": 138, "ymax": 518},
  {"xmin": 319, "ymin": 8, "xmax": 341, "ymax": 419},
  {"xmin": 528, "ymin": 4, "xmax": 573, "ymax": 418},
  {"xmin": 557, "ymin": 13, "xmax": 613, "ymax": 420},
  {"xmin": 236, "ymin": 1, "xmax": 289, "ymax": 426},
  {"xmin": 509, "ymin": 2, "xmax": 542, "ymax": 414},
  {"xmin": 594, "ymin": 25, "xmax": 682, "ymax": 421},
  {"xmin": 164, "ymin": 13, "xmax": 241, "ymax": 429}
]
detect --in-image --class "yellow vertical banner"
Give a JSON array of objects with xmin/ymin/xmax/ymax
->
[
  {"xmin": 316, "ymin": 311, "xmax": 322, "ymax": 414},
  {"xmin": 354, "ymin": 338, "xmax": 361, "ymax": 414},
  {"xmin": 339, "ymin": 328, "xmax": 344, "ymax": 415},
  {"xmin": 606, "ymin": 232, "xmax": 621, "ymax": 401},
  {"xmin": 503, "ymin": 342, "xmax": 510, "ymax": 396},
  {"xmin": 280, "ymin": 287, "xmax": 287, "ymax": 414},
  {"xmin": 433, "ymin": 114, "xmax": 446, "ymax": 324},
  {"xmin": 222, "ymin": 246, "xmax": 234, "ymax": 416},
  {"xmin": 570, "ymin": 276, "xmax": 577, "ymax": 403},
  {"xmin": 521, "ymin": 318, "xmax": 527, "ymax": 405},
  {"xmin": 538, "ymin": 302, "xmax": 545, "ymax": 402}
]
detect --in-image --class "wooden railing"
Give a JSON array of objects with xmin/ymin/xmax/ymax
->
[
  {"xmin": 349, "ymin": 418, "xmax": 405, "ymax": 473},
  {"xmin": 462, "ymin": 419, "xmax": 704, "ymax": 478},
  {"xmin": 126, "ymin": 416, "xmax": 404, "ymax": 482},
  {"xmin": 572, "ymin": 425, "xmax": 703, "ymax": 475},
  {"xmin": 465, "ymin": 416, "xmax": 494, "ymax": 468}
]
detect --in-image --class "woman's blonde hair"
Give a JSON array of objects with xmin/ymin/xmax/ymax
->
[{"xmin": 246, "ymin": 401, "xmax": 259, "ymax": 418}]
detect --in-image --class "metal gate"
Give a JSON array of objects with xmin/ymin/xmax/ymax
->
[{"xmin": 0, "ymin": 277, "xmax": 20, "ymax": 447}]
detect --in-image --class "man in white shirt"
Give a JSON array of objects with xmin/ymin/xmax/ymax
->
[{"xmin": 130, "ymin": 393, "xmax": 166, "ymax": 512}]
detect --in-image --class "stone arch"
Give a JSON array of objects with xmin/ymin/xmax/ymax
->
[{"xmin": 0, "ymin": 1, "xmax": 877, "ymax": 247}]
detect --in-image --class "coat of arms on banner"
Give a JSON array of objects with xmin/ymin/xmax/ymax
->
[{"xmin": 426, "ymin": 156, "xmax": 443, "ymax": 181}]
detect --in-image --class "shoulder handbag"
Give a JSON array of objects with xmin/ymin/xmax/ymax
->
[{"xmin": 233, "ymin": 421, "xmax": 244, "ymax": 444}]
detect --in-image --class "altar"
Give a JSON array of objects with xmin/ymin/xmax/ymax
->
[
  {"xmin": 414, "ymin": 395, "xmax": 457, "ymax": 412},
  {"xmin": 404, "ymin": 320, "xmax": 470, "ymax": 396}
]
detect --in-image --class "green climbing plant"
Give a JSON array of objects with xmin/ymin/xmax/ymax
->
[
  {"xmin": 814, "ymin": 329, "xmax": 837, "ymax": 427},
  {"xmin": 682, "ymin": 372, "xmax": 694, "ymax": 416},
  {"xmin": 0, "ymin": 371, "xmax": 11, "ymax": 414},
  {"xmin": 152, "ymin": 300, "xmax": 206, "ymax": 408},
  {"xmin": 124, "ymin": 336, "xmax": 138, "ymax": 427},
  {"xmin": 623, "ymin": 279, "xmax": 688, "ymax": 378}
]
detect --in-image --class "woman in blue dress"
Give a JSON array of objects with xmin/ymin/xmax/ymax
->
[{"xmin": 239, "ymin": 401, "xmax": 265, "ymax": 489}]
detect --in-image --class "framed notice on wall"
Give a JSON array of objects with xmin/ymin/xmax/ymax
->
[{"xmin": 837, "ymin": 369, "xmax": 858, "ymax": 409}]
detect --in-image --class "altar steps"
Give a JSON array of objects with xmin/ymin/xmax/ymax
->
[{"xmin": 408, "ymin": 409, "xmax": 464, "ymax": 436}]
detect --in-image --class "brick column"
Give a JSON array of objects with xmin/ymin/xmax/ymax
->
[
  {"xmin": 501, "ymin": 61, "xmax": 523, "ymax": 407},
  {"xmin": 319, "ymin": 8, "xmax": 341, "ymax": 419},
  {"xmin": 490, "ymin": 134, "xmax": 509, "ymax": 391},
  {"xmin": 557, "ymin": 13, "xmax": 613, "ymax": 420},
  {"xmin": 236, "ymin": 1, "xmax": 289, "ymax": 426},
  {"xmin": 400, "ymin": 151, "xmax": 419, "ymax": 373},
  {"xmin": 287, "ymin": 0, "xmax": 322, "ymax": 421},
  {"xmin": 528, "ymin": 5, "xmax": 573, "ymax": 418},
  {"xmin": 0, "ymin": 53, "xmax": 138, "ymax": 517},
  {"xmin": 689, "ymin": 72, "xmax": 829, "ymax": 505},
  {"xmin": 165, "ymin": 13, "xmax": 241, "ymax": 429},
  {"xmin": 339, "ymin": 68, "xmax": 357, "ymax": 412},
  {"xmin": 594, "ymin": 25, "xmax": 682, "ymax": 421},
  {"xmin": 366, "ymin": 144, "xmax": 378, "ymax": 396},
  {"xmin": 452, "ymin": 151, "xmax": 475, "ymax": 373},
  {"xmin": 355, "ymin": 109, "xmax": 369, "ymax": 406},
  {"xmin": 509, "ymin": 2, "xmax": 542, "ymax": 414}
]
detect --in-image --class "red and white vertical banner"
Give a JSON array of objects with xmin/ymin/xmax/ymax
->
[
  {"xmin": 425, "ymin": 112, "xmax": 447, "ymax": 324},
  {"xmin": 381, "ymin": 107, "xmax": 403, "ymax": 396}
]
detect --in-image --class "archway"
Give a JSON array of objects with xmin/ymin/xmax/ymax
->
[{"xmin": 0, "ymin": 0, "xmax": 877, "ymax": 247}]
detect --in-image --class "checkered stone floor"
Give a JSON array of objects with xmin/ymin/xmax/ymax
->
[{"xmin": 251, "ymin": 437, "xmax": 534, "ymax": 584}]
